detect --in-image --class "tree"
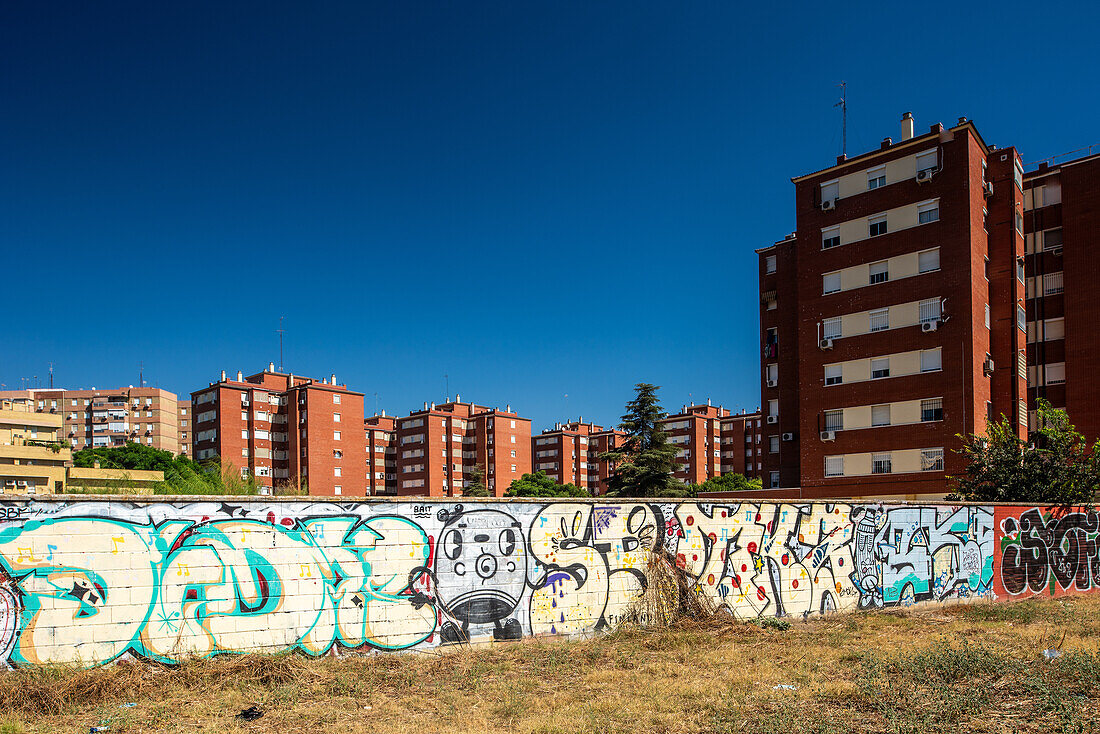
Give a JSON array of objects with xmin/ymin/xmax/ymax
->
[
  {"xmin": 692, "ymin": 473, "xmax": 763, "ymax": 495},
  {"xmin": 463, "ymin": 464, "xmax": 490, "ymax": 497},
  {"xmin": 506, "ymin": 471, "xmax": 590, "ymax": 497},
  {"xmin": 948, "ymin": 400, "xmax": 1100, "ymax": 506},
  {"xmin": 70, "ymin": 443, "xmax": 257, "ymax": 495},
  {"xmin": 601, "ymin": 383, "xmax": 682, "ymax": 497}
]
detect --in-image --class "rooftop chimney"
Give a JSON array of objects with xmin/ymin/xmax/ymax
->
[
  {"xmin": 881, "ymin": 137, "xmax": 893, "ymax": 149},
  {"xmin": 330, "ymin": 374, "xmax": 336, "ymax": 385},
  {"xmin": 237, "ymin": 371, "xmax": 243, "ymax": 381},
  {"xmin": 506, "ymin": 404, "xmax": 511, "ymax": 413},
  {"xmin": 381, "ymin": 409, "xmax": 386, "ymax": 417},
  {"xmin": 901, "ymin": 112, "xmax": 914, "ymax": 141},
  {"xmin": 220, "ymin": 370, "xmax": 226, "ymax": 381},
  {"xmin": 455, "ymin": 393, "xmax": 460, "ymax": 402},
  {"xmin": 430, "ymin": 401, "xmax": 435, "ymax": 409},
  {"xmin": 268, "ymin": 362, "xmax": 275, "ymax": 372},
  {"xmin": 707, "ymin": 398, "xmax": 712, "ymax": 406},
  {"xmin": 423, "ymin": 402, "xmax": 428, "ymax": 410}
]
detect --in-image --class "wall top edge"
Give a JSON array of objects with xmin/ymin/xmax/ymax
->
[{"xmin": 0, "ymin": 493, "xmax": 1088, "ymax": 509}]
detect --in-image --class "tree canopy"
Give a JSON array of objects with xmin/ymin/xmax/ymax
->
[
  {"xmin": 948, "ymin": 400, "xmax": 1100, "ymax": 506},
  {"xmin": 691, "ymin": 473, "xmax": 762, "ymax": 495},
  {"xmin": 601, "ymin": 383, "xmax": 682, "ymax": 497},
  {"xmin": 71, "ymin": 443, "xmax": 256, "ymax": 495},
  {"xmin": 462, "ymin": 464, "xmax": 490, "ymax": 497},
  {"xmin": 506, "ymin": 471, "xmax": 590, "ymax": 497}
]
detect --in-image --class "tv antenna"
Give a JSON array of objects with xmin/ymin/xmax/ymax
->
[
  {"xmin": 277, "ymin": 316, "xmax": 286, "ymax": 372},
  {"xmin": 835, "ymin": 81, "xmax": 848, "ymax": 157},
  {"xmin": 445, "ymin": 374, "xmax": 449, "ymax": 402},
  {"xmin": 48, "ymin": 362, "xmax": 54, "ymax": 389}
]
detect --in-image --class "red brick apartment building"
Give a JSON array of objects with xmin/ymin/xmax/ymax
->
[
  {"xmin": 0, "ymin": 387, "xmax": 182, "ymax": 454},
  {"xmin": 364, "ymin": 413, "xmax": 397, "ymax": 495},
  {"xmin": 191, "ymin": 364, "xmax": 365, "ymax": 496},
  {"xmin": 758, "ymin": 115, "xmax": 1027, "ymax": 500},
  {"xmin": 394, "ymin": 397, "xmax": 531, "ymax": 497},
  {"xmin": 533, "ymin": 420, "xmax": 626, "ymax": 494},
  {"xmin": 177, "ymin": 400, "xmax": 191, "ymax": 457},
  {"xmin": 1023, "ymin": 152, "xmax": 1100, "ymax": 441},
  {"xmin": 660, "ymin": 403, "xmax": 763, "ymax": 485}
]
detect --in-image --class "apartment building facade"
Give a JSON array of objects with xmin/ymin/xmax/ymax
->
[
  {"xmin": 0, "ymin": 399, "xmax": 72, "ymax": 494},
  {"xmin": 759, "ymin": 115, "xmax": 1026, "ymax": 499},
  {"xmin": 191, "ymin": 364, "xmax": 365, "ymax": 496},
  {"xmin": 719, "ymin": 410, "xmax": 763, "ymax": 481},
  {"xmin": 394, "ymin": 398, "xmax": 531, "ymax": 497},
  {"xmin": 532, "ymin": 420, "xmax": 626, "ymax": 494},
  {"xmin": 660, "ymin": 403, "xmax": 730, "ymax": 485},
  {"xmin": 177, "ymin": 400, "xmax": 191, "ymax": 457},
  {"xmin": 364, "ymin": 413, "xmax": 398, "ymax": 495},
  {"xmin": 0, "ymin": 387, "xmax": 181, "ymax": 454},
  {"xmin": 1023, "ymin": 152, "xmax": 1100, "ymax": 442}
]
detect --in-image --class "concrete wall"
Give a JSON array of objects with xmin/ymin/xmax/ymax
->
[{"xmin": 0, "ymin": 496, "xmax": 1095, "ymax": 668}]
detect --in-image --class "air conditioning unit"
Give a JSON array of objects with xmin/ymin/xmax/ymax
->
[
  {"xmin": 922, "ymin": 320, "xmax": 939, "ymax": 332},
  {"xmin": 782, "ymin": 432, "xmax": 794, "ymax": 441},
  {"xmin": 819, "ymin": 338, "xmax": 834, "ymax": 350},
  {"xmin": 820, "ymin": 430, "xmax": 836, "ymax": 442},
  {"xmin": 766, "ymin": 415, "xmax": 778, "ymax": 424},
  {"xmin": 766, "ymin": 379, "xmax": 777, "ymax": 388},
  {"xmin": 983, "ymin": 357, "xmax": 995, "ymax": 375},
  {"xmin": 983, "ymin": 181, "xmax": 994, "ymax": 197},
  {"xmin": 917, "ymin": 168, "xmax": 935, "ymax": 183},
  {"xmin": 821, "ymin": 198, "xmax": 836, "ymax": 211}
]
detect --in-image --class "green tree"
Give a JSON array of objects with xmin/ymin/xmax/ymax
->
[
  {"xmin": 506, "ymin": 471, "xmax": 590, "ymax": 497},
  {"xmin": 692, "ymin": 473, "xmax": 763, "ymax": 494},
  {"xmin": 70, "ymin": 443, "xmax": 257, "ymax": 495},
  {"xmin": 463, "ymin": 464, "xmax": 490, "ymax": 497},
  {"xmin": 948, "ymin": 399, "xmax": 1100, "ymax": 506},
  {"xmin": 601, "ymin": 383, "xmax": 683, "ymax": 497}
]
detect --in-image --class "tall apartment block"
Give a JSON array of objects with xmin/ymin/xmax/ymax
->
[
  {"xmin": 1023, "ymin": 152, "xmax": 1100, "ymax": 441},
  {"xmin": 0, "ymin": 398, "xmax": 72, "ymax": 494},
  {"xmin": 394, "ymin": 397, "xmax": 531, "ymax": 497},
  {"xmin": 191, "ymin": 364, "xmax": 365, "ymax": 496},
  {"xmin": 719, "ymin": 410, "xmax": 763, "ymax": 480},
  {"xmin": 662, "ymin": 402, "xmax": 765, "ymax": 485},
  {"xmin": 0, "ymin": 387, "xmax": 181, "ymax": 454},
  {"xmin": 364, "ymin": 413, "xmax": 398, "ymax": 495},
  {"xmin": 177, "ymin": 400, "xmax": 191, "ymax": 457},
  {"xmin": 759, "ymin": 115, "xmax": 1026, "ymax": 499},
  {"xmin": 533, "ymin": 420, "xmax": 626, "ymax": 494}
]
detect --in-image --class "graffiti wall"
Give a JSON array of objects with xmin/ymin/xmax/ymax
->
[{"xmin": 0, "ymin": 498, "xmax": 1080, "ymax": 668}]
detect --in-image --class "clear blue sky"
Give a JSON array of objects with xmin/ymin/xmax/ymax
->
[{"xmin": 4, "ymin": 1, "xmax": 1098, "ymax": 430}]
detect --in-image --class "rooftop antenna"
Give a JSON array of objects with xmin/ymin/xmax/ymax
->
[
  {"xmin": 445, "ymin": 373, "xmax": 449, "ymax": 402},
  {"xmin": 374, "ymin": 392, "xmax": 379, "ymax": 415},
  {"xmin": 48, "ymin": 363, "xmax": 54, "ymax": 389},
  {"xmin": 277, "ymin": 316, "xmax": 286, "ymax": 372},
  {"xmin": 835, "ymin": 81, "xmax": 847, "ymax": 157},
  {"xmin": 139, "ymin": 361, "xmax": 144, "ymax": 387}
]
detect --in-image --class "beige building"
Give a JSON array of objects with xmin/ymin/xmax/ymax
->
[
  {"xmin": 0, "ymin": 388, "xmax": 181, "ymax": 454},
  {"xmin": 0, "ymin": 399, "xmax": 72, "ymax": 494},
  {"xmin": 66, "ymin": 465, "xmax": 162, "ymax": 494}
]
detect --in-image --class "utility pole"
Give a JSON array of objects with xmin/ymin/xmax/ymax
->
[
  {"xmin": 835, "ymin": 81, "xmax": 847, "ymax": 157},
  {"xmin": 277, "ymin": 316, "xmax": 286, "ymax": 372}
]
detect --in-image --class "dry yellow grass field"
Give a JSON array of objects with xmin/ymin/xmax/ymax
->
[{"xmin": 2, "ymin": 596, "xmax": 1099, "ymax": 734}]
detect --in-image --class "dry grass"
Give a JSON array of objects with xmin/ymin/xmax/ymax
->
[{"xmin": 2, "ymin": 595, "xmax": 1100, "ymax": 733}]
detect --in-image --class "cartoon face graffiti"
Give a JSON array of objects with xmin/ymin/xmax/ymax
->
[{"xmin": 434, "ymin": 508, "xmax": 527, "ymax": 638}]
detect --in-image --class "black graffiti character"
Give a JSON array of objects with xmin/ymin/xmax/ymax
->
[{"xmin": 433, "ymin": 507, "xmax": 527, "ymax": 644}]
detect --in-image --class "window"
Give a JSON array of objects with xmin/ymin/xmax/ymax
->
[
  {"xmin": 1016, "ymin": 211, "xmax": 1024, "ymax": 234},
  {"xmin": 921, "ymin": 448, "xmax": 944, "ymax": 471},
  {"xmin": 766, "ymin": 363, "xmax": 778, "ymax": 383},
  {"xmin": 820, "ymin": 179, "xmax": 839, "ymax": 203},
  {"xmin": 822, "ymin": 226, "xmax": 840, "ymax": 249},
  {"xmin": 920, "ymin": 398, "xmax": 943, "ymax": 422},
  {"xmin": 919, "ymin": 298, "xmax": 941, "ymax": 323},
  {"xmin": 333, "ymin": 431, "xmax": 341, "ymax": 441},
  {"xmin": 334, "ymin": 450, "xmax": 343, "ymax": 459},
  {"xmin": 769, "ymin": 436, "xmax": 779, "ymax": 453},
  {"xmin": 869, "ymin": 261, "xmax": 889, "ymax": 284},
  {"xmin": 825, "ymin": 456, "xmax": 844, "ymax": 477},
  {"xmin": 917, "ymin": 201, "xmax": 940, "ymax": 224},
  {"xmin": 985, "ymin": 257, "xmax": 990, "ymax": 280},
  {"xmin": 1045, "ymin": 318, "xmax": 1065, "ymax": 341},
  {"xmin": 872, "ymin": 453, "xmax": 892, "ymax": 474},
  {"xmin": 823, "ymin": 272, "xmax": 841, "ymax": 294},
  {"xmin": 511, "ymin": 420, "xmax": 516, "ymax": 428},
  {"xmin": 871, "ymin": 404, "xmax": 891, "ymax": 427},
  {"xmin": 241, "ymin": 411, "xmax": 248, "ymax": 421},
  {"xmin": 1014, "ymin": 160, "xmax": 1024, "ymax": 190},
  {"xmin": 916, "ymin": 149, "xmax": 938, "ymax": 174},
  {"xmin": 510, "ymin": 435, "xmax": 516, "ymax": 443},
  {"xmin": 1043, "ymin": 272, "xmax": 1064, "ymax": 295},
  {"xmin": 511, "ymin": 449, "xmax": 516, "ymax": 458},
  {"xmin": 1017, "ymin": 260, "xmax": 1025, "ymax": 283},
  {"xmin": 334, "ymin": 467, "xmax": 342, "ymax": 477},
  {"xmin": 767, "ymin": 399, "xmax": 779, "ymax": 418},
  {"xmin": 824, "ymin": 410, "xmax": 843, "ymax": 431},
  {"xmin": 241, "ymin": 430, "xmax": 249, "ymax": 439},
  {"xmin": 1018, "ymin": 306, "xmax": 1027, "ymax": 331},
  {"xmin": 869, "ymin": 216, "xmax": 887, "ymax": 237},
  {"xmin": 1043, "ymin": 228, "xmax": 1063, "ymax": 252},
  {"xmin": 824, "ymin": 364, "xmax": 842, "ymax": 386},
  {"xmin": 769, "ymin": 471, "xmax": 780, "ymax": 488},
  {"xmin": 985, "ymin": 304, "xmax": 991, "ymax": 329},
  {"xmin": 871, "ymin": 358, "xmax": 890, "ymax": 379},
  {"xmin": 765, "ymin": 255, "xmax": 777, "ymax": 274},
  {"xmin": 1045, "ymin": 363, "xmax": 1066, "ymax": 385},
  {"xmin": 867, "ymin": 166, "xmax": 886, "ymax": 190},
  {"xmin": 869, "ymin": 308, "xmax": 889, "ymax": 332},
  {"xmin": 823, "ymin": 317, "xmax": 841, "ymax": 339},
  {"xmin": 333, "ymin": 394, "xmax": 341, "ymax": 404},
  {"xmin": 333, "ymin": 413, "xmax": 341, "ymax": 423}
]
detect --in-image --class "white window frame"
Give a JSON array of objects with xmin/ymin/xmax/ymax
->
[
  {"xmin": 823, "ymin": 271, "xmax": 842, "ymax": 294},
  {"xmin": 824, "ymin": 456, "xmax": 844, "ymax": 477},
  {"xmin": 869, "ymin": 308, "xmax": 889, "ymax": 332}
]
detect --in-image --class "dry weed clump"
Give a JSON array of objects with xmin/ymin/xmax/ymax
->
[{"xmin": 624, "ymin": 548, "xmax": 719, "ymax": 630}]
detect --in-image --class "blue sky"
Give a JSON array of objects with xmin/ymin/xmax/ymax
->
[{"xmin": 4, "ymin": 1, "xmax": 1098, "ymax": 430}]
